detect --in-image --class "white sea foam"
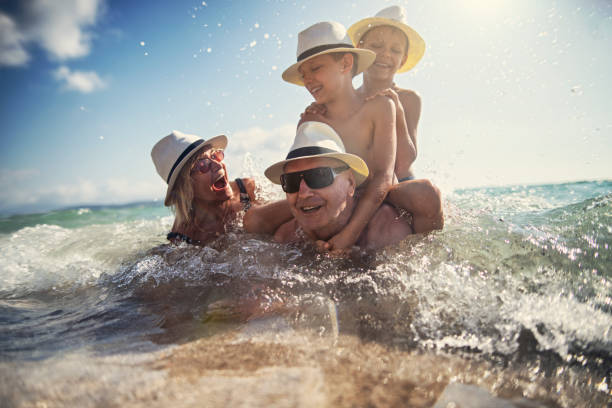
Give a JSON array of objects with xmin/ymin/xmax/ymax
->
[{"xmin": 0, "ymin": 216, "xmax": 173, "ymax": 296}]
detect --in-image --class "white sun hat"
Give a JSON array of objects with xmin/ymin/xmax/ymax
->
[
  {"xmin": 151, "ymin": 130, "xmax": 227, "ymax": 206},
  {"xmin": 348, "ymin": 5, "xmax": 425, "ymax": 73},
  {"xmin": 265, "ymin": 121, "xmax": 369, "ymax": 186},
  {"xmin": 282, "ymin": 21, "xmax": 376, "ymax": 86}
]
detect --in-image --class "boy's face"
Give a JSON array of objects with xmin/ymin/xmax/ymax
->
[
  {"xmin": 359, "ymin": 26, "xmax": 408, "ymax": 78},
  {"xmin": 298, "ymin": 54, "xmax": 348, "ymax": 104}
]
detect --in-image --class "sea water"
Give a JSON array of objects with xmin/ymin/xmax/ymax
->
[{"xmin": 0, "ymin": 180, "xmax": 610, "ymax": 407}]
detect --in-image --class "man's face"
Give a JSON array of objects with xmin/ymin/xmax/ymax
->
[{"xmin": 283, "ymin": 157, "xmax": 355, "ymax": 237}]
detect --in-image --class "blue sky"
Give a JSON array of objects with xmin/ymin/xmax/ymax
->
[{"xmin": 1, "ymin": 0, "xmax": 610, "ymax": 214}]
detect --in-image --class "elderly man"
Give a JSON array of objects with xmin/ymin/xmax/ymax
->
[{"xmin": 258, "ymin": 121, "xmax": 415, "ymax": 251}]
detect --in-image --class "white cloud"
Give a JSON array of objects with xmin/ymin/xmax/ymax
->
[
  {"xmin": 54, "ymin": 65, "xmax": 107, "ymax": 93},
  {"xmin": 228, "ymin": 124, "xmax": 294, "ymax": 154},
  {"xmin": 0, "ymin": 13, "xmax": 29, "ymax": 66},
  {"xmin": 224, "ymin": 124, "xmax": 294, "ymax": 176},
  {"xmin": 0, "ymin": 173, "xmax": 164, "ymax": 214},
  {"xmin": 0, "ymin": 0, "xmax": 104, "ymax": 66},
  {"xmin": 0, "ymin": 123, "xmax": 296, "ymax": 213}
]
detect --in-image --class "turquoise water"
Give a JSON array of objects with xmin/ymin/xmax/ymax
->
[{"xmin": 0, "ymin": 180, "xmax": 610, "ymax": 406}]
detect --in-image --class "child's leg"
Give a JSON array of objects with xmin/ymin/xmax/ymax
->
[
  {"xmin": 387, "ymin": 179, "xmax": 444, "ymax": 233},
  {"xmin": 243, "ymin": 199, "xmax": 293, "ymax": 235}
]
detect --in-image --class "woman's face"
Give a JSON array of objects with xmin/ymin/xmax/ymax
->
[
  {"xmin": 190, "ymin": 148, "xmax": 232, "ymax": 202},
  {"xmin": 359, "ymin": 26, "xmax": 408, "ymax": 80}
]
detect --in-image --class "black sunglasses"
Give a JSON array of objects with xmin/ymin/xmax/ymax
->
[{"xmin": 280, "ymin": 166, "xmax": 350, "ymax": 193}]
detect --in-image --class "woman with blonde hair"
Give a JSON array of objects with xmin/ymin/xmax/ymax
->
[{"xmin": 151, "ymin": 130, "xmax": 256, "ymax": 245}]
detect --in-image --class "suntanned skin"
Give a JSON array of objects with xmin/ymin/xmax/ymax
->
[
  {"xmin": 297, "ymin": 53, "xmax": 396, "ymax": 251},
  {"xmin": 169, "ymin": 149, "xmax": 257, "ymax": 245},
  {"xmin": 355, "ymin": 26, "xmax": 443, "ymax": 232},
  {"xmin": 299, "ymin": 52, "xmax": 442, "ymax": 238},
  {"xmin": 356, "ymin": 25, "xmax": 421, "ymax": 179},
  {"xmin": 273, "ymin": 157, "xmax": 412, "ymax": 251}
]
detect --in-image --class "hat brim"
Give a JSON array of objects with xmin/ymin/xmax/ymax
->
[
  {"xmin": 164, "ymin": 134, "xmax": 228, "ymax": 206},
  {"xmin": 347, "ymin": 17, "xmax": 425, "ymax": 73},
  {"xmin": 264, "ymin": 152, "xmax": 369, "ymax": 188},
  {"xmin": 282, "ymin": 48, "xmax": 376, "ymax": 86}
]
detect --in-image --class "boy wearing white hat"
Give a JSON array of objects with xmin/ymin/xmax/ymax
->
[
  {"xmin": 348, "ymin": 5, "xmax": 425, "ymax": 181},
  {"xmin": 280, "ymin": 20, "xmax": 442, "ymax": 252}
]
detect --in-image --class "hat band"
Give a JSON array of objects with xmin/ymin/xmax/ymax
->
[
  {"xmin": 297, "ymin": 43, "xmax": 354, "ymax": 62},
  {"xmin": 167, "ymin": 139, "xmax": 204, "ymax": 183},
  {"xmin": 286, "ymin": 146, "xmax": 337, "ymax": 160}
]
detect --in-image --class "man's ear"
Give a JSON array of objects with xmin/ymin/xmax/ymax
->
[
  {"xmin": 346, "ymin": 172, "xmax": 356, "ymax": 197},
  {"xmin": 400, "ymin": 53, "xmax": 408, "ymax": 68}
]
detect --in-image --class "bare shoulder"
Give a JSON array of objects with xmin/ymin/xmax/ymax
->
[
  {"xmin": 396, "ymin": 88, "xmax": 421, "ymax": 109},
  {"xmin": 273, "ymin": 219, "xmax": 301, "ymax": 244},
  {"xmin": 363, "ymin": 203, "xmax": 413, "ymax": 249},
  {"xmin": 234, "ymin": 177, "xmax": 257, "ymax": 199},
  {"xmin": 362, "ymin": 93, "xmax": 395, "ymax": 117},
  {"xmin": 241, "ymin": 177, "xmax": 256, "ymax": 194}
]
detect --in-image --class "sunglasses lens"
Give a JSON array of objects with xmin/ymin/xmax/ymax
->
[
  {"xmin": 280, "ymin": 173, "xmax": 301, "ymax": 193},
  {"xmin": 304, "ymin": 167, "xmax": 334, "ymax": 189},
  {"xmin": 212, "ymin": 150, "xmax": 224, "ymax": 162},
  {"xmin": 281, "ymin": 167, "xmax": 336, "ymax": 193}
]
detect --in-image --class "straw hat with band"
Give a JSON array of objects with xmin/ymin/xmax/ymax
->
[
  {"xmin": 347, "ymin": 5, "xmax": 425, "ymax": 73},
  {"xmin": 151, "ymin": 130, "xmax": 227, "ymax": 206},
  {"xmin": 265, "ymin": 121, "xmax": 368, "ymax": 187},
  {"xmin": 282, "ymin": 21, "xmax": 376, "ymax": 86}
]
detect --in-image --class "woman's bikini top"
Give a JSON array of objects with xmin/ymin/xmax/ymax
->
[{"xmin": 167, "ymin": 178, "xmax": 251, "ymax": 244}]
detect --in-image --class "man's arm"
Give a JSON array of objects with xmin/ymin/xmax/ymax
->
[
  {"xmin": 273, "ymin": 218, "xmax": 301, "ymax": 243},
  {"xmin": 243, "ymin": 200, "xmax": 293, "ymax": 235},
  {"xmin": 325, "ymin": 97, "xmax": 397, "ymax": 251}
]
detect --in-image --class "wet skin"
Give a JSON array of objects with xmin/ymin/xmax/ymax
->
[
  {"xmin": 284, "ymin": 157, "xmax": 355, "ymax": 240},
  {"xmin": 190, "ymin": 149, "xmax": 233, "ymax": 203},
  {"xmin": 298, "ymin": 54, "xmax": 353, "ymax": 105},
  {"xmin": 359, "ymin": 26, "xmax": 408, "ymax": 81}
]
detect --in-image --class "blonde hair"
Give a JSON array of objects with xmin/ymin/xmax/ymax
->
[{"xmin": 166, "ymin": 144, "xmax": 212, "ymax": 227}]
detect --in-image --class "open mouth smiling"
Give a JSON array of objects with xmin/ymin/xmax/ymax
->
[
  {"xmin": 374, "ymin": 62, "xmax": 392, "ymax": 69},
  {"xmin": 212, "ymin": 173, "xmax": 228, "ymax": 191},
  {"xmin": 300, "ymin": 204, "xmax": 322, "ymax": 214},
  {"xmin": 308, "ymin": 85, "xmax": 322, "ymax": 95}
]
